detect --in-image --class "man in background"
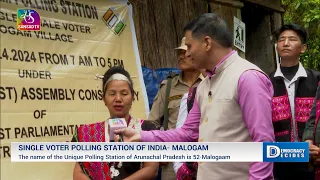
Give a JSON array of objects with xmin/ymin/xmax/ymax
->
[
  {"xmin": 174, "ymin": 86, "xmax": 199, "ymax": 180},
  {"xmin": 148, "ymin": 37, "xmax": 204, "ymax": 180},
  {"xmin": 270, "ymin": 23, "xmax": 320, "ymax": 180}
]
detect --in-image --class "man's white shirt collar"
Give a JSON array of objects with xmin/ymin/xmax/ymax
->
[{"xmin": 274, "ymin": 62, "xmax": 307, "ymax": 81}]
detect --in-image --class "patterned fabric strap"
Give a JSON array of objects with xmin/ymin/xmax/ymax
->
[
  {"xmin": 272, "ymin": 95, "xmax": 315, "ymax": 142},
  {"xmin": 187, "ymin": 87, "xmax": 195, "ymax": 103},
  {"xmin": 272, "ymin": 96, "xmax": 314, "ymax": 122},
  {"xmin": 314, "ymin": 87, "xmax": 320, "ymax": 180},
  {"xmin": 176, "ymin": 162, "xmax": 198, "ymax": 180},
  {"xmin": 187, "ymin": 87, "xmax": 197, "ymax": 113},
  {"xmin": 313, "ymin": 99, "xmax": 320, "ymax": 180},
  {"xmin": 271, "ymin": 95, "xmax": 291, "ymax": 122},
  {"xmin": 78, "ymin": 122, "xmax": 111, "ymax": 180},
  {"xmin": 315, "ymin": 100, "xmax": 320, "ymax": 144},
  {"xmin": 77, "ymin": 117, "xmax": 143, "ymax": 180},
  {"xmin": 295, "ymin": 97, "xmax": 314, "ymax": 122}
]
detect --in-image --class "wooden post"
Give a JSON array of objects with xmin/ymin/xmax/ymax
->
[
  {"xmin": 207, "ymin": 0, "xmax": 243, "ymax": 8},
  {"xmin": 130, "ymin": 0, "xmax": 207, "ymax": 69},
  {"xmin": 271, "ymin": 12, "xmax": 283, "ymax": 71},
  {"xmin": 242, "ymin": 0, "xmax": 284, "ymax": 12}
]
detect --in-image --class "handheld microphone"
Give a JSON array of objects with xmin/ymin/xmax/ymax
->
[{"xmin": 108, "ymin": 118, "xmax": 127, "ymax": 141}]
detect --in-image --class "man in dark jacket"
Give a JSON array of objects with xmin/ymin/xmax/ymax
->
[{"xmin": 269, "ymin": 23, "xmax": 320, "ymax": 180}]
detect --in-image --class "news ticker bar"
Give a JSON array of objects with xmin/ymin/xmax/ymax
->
[{"xmin": 11, "ymin": 142, "xmax": 309, "ymax": 162}]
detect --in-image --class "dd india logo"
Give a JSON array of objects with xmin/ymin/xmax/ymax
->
[
  {"xmin": 263, "ymin": 142, "xmax": 309, "ymax": 162},
  {"xmin": 17, "ymin": 9, "xmax": 41, "ymax": 31}
]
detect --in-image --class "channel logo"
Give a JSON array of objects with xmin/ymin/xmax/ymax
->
[
  {"xmin": 17, "ymin": 9, "xmax": 41, "ymax": 31},
  {"xmin": 263, "ymin": 142, "xmax": 309, "ymax": 162}
]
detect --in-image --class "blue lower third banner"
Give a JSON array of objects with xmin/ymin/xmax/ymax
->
[
  {"xmin": 11, "ymin": 142, "xmax": 309, "ymax": 162},
  {"xmin": 263, "ymin": 142, "xmax": 309, "ymax": 162}
]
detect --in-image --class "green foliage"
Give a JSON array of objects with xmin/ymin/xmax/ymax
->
[{"xmin": 282, "ymin": 0, "xmax": 320, "ymax": 70}]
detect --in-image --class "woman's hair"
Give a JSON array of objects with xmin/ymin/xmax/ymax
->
[{"xmin": 102, "ymin": 66, "xmax": 134, "ymax": 96}]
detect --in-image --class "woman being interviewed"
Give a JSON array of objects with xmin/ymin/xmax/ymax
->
[{"xmin": 72, "ymin": 66, "xmax": 159, "ymax": 180}]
